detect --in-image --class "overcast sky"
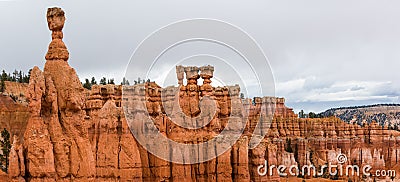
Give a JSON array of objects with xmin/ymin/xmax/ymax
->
[{"xmin": 1, "ymin": 0, "xmax": 399, "ymax": 113}]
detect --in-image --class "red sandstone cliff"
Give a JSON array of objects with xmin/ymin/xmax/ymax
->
[
  {"xmin": 0, "ymin": 79, "xmax": 29, "ymax": 143},
  {"xmin": 0, "ymin": 94, "xmax": 29, "ymax": 140}
]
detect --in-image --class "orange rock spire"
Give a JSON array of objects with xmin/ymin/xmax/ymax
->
[{"xmin": 45, "ymin": 7, "xmax": 69, "ymax": 61}]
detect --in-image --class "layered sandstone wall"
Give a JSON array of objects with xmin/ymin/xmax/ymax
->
[
  {"xmin": 0, "ymin": 95, "xmax": 29, "ymax": 140},
  {"xmin": 0, "ymin": 81, "xmax": 29, "ymax": 146},
  {"xmin": 4, "ymin": 81, "xmax": 28, "ymax": 104}
]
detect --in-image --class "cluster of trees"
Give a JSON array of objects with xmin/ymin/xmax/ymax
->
[
  {"xmin": 99, "ymin": 77, "xmax": 115, "ymax": 85},
  {"xmin": 0, "ymin": 128, "xmax": 11, "ymax": 173},
  {"xmin": 0, "ymin": 69, "xmax": 31, "ymax": 92},
  {"xmin": 82, "ymin": 77, "xmax": 117, "ymax": 89},
  {"xmin": 298, "ymin": 110, "xmax": 323, "ymax": 118},
  {"xmin": 308, "ymin": 112, "xmax": 323, "ymax": 118},
  {"xmin": 82, "ymin": 77, "xmax": 98, "ymax": 90},
  {"xmin": 82, "ymin": 77, "xmax": 150, "ymax": 90}
]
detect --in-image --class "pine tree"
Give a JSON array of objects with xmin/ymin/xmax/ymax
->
[
  {"xmin": 26, "ymin": 69, "xmax": 32, "ymax": 83},
  {"xmin": 18, "ymin": 71, "xmax": 22, "ymax": 83},
  {"xmin": 12, "ymin": 70, "xmax": 18, "ymax": 82},
  {"xmin": 1, "ymin": 70, "xmax": 7, "ymax": 81},
  {"xmin": 0, "ymin": 71, "xmax": 6, "ymax": 93},
  {"xmin": 299, "ymin": 110, "xmax": 305, "ymax": 118},
  {"xmin": 107, "ymin": 78, "xmax": 115, "ymax": 85},
  {"xmin": 0, "ymin": 128, "xmax": 11, "ymax": 173},
  {"xmin": 90, "ymin": 77, "xmax": 97, "ymax": 85},
  {"xmin": 121, "ymin": 77, "xmax": 130, "ymax": 85},
  {"xmin": 83, "ymin": 78, "xmax": 92, "ymax": 89},
  {"xmin": 0, "ymin": 79, "xmax": 4, "ymax": 93},
  {"xmin": 308, "ymin": 112, "xmax": 317, "ymax": 118},
  {"xmin": 100, "ymin": 77, "xmax": 107, "ymax": 85}
]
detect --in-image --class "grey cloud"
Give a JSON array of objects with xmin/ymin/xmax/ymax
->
[{"xmin": 350, "ymin": 86, "xmax": 365, "ymax": 91}]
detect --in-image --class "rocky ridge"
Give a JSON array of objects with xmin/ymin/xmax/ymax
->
[{"xmin": 321, "ymin": 104, "xmax": 400, "ymax": 129}]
